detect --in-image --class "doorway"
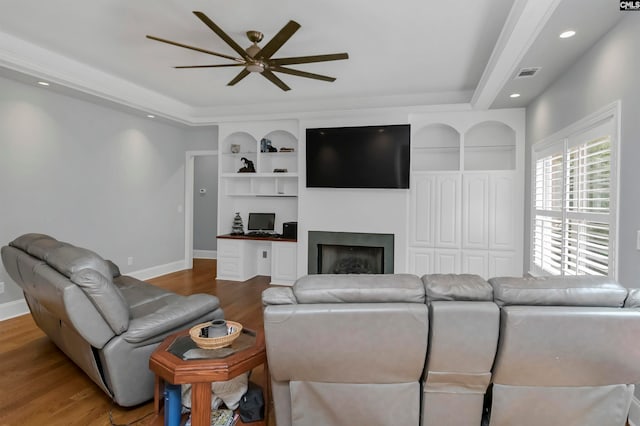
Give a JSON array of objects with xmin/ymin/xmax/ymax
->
[{"xmin": 184, "ymin": 150, "xmax": 218, "ymax": 269}]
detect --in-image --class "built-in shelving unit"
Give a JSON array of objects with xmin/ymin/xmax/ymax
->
[
  {"xmin": 217, "ymin": 121, "xmax": 300, "ymax": 284},
  {"xmin": 220, "ymin": 127, "xmax": 298, "ymax": 197},
  {"xmin": 408, "ymin": 112, "xmax": 523, "ymax": 279}
]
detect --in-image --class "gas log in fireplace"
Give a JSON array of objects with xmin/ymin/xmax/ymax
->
[{"xmin": 308, "ymin": 231, "xmax": 394, "ymax": 274}]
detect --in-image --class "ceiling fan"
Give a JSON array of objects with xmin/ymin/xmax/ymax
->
[{"xmin": 146, "ymin": 11, "xmax": 349, "ymax": 91}]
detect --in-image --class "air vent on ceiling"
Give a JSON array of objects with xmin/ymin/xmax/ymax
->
[{"xmin": 515, "ymin": 67, "xmax": 541, "ymax": 79}]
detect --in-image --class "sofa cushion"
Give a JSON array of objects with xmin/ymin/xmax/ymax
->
[
  {"xmin": 44, "ymin": 243, "xmax": 112, "ymax": 280},
  {"xmin": 625, "ymin": 288, "xmax": 640, "ymax": 308},
  {"xmin": 106, "ymin": 260, "xmax": 121, "ymax": 278},
  {"xmin": 70, "ymin": 268, "xmax": 129, "ymax": 334},
  {"xmin": 292, "ymin": 274, "xmax": 425, "ymax": 304},
  {"xmin": 489, "ymin": 276, "xmax": 627, "ymax": 307},
  {"xmin": 262, "ymin": 287, "xmax": 297, "ymax": 306},
  {"xmin": 422, "ymin": 274, "xmax": 493, "ymax": 302},
  {"xmin": 9, "ymin": 233, "xmax": 55, "ymax": 253}
]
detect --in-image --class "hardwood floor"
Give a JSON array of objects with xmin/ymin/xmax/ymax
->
[{"xmin": 0, "ymin": 259, "xmax": 272, "ymax": 426}]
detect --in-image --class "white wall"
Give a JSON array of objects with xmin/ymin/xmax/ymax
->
[
  {"xmin": 298, "ymin": 113, "xmax": 411, "ymax": 275},
  {"xmin": 0, "ymin": 74, "xmax": 217, "ymax": 308},
  {"xmin": 525, "ymin": 15, "xmax": 640, "ymax": 287}
]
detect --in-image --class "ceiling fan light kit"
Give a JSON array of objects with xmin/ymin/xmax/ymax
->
[{"xmin": 146, "ymin": 11, "xmax": 349, "ymax": 91}]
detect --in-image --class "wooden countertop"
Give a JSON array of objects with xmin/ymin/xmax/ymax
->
[{"xmin": 217, "ymin": 234, "xmax": 297, "ymax": 243}]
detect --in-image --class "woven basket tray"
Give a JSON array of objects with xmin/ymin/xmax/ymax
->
[{"xmin": 189, "ymin": 320, "xmax": 243, "ymax": 350}]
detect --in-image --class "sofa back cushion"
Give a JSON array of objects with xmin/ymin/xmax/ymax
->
[
  {"xmin": 292, "ymin": 274, "xmax": 425, "ymax": 304},
  {"xmin": 489, "ymin": 276, "xmax": 627, "ymax": 307},
  {"xmin": 10, "ymin": 233, "xmax": 112, "ymax": 280},
  {"xmin": 70, "ymin": 269, "xmax": 129, "ymax": 334},
  {"xmin": 422, "ymin": 274, "xmax": 493, "ymax": 302}
]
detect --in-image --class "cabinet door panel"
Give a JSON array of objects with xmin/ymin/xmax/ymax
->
[
  {"xmin": 489, "ymin": 251, "xmax": 517, "ymax": 277},
  {"xmin": 410, "ymin": 174, "xmax": 436, "ymax": 246},
  {"xmin": 434, "ymin": 249, "xmax": 460, "ymax": 274},
  {"xmin": 271, "ymin": 242, "xmax": 297, "ymax": 285},
  {"xmin": 409, "ymin": 249, "xmax": 434, "ymax": 276},
  {"xmin": 462, "ymin": 250, "xmax": 489, "ymax": 279},
  {"xmin": 490, "ymin": 173, "xmax": 516, "ymax": 250},
  {"xmin": 462, "ymin": 173, "xmax": 489, "ymax": 249},
  {"xmin": 435, "ymin": 175, "xmax": 461, "ymax": 248}
]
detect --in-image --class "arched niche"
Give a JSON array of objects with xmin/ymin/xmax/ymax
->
[
  {"xmin": 464, "ymin": 121, "xmax": 516, "ymax": 170},
  {"xmin": 412, "ymin": 123, "xmax": 460, "ymax": 171}
]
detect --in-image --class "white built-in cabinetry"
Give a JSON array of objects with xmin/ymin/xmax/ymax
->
[
  {"xmin": 408, "ymin": 113, "xmax": 523, "ymax": 279},
  {"xmin": 217, "ymin": 120, "xmax": 299, "ymax": 284}
]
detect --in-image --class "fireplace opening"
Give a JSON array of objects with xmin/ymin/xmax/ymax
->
[
  {"xmin": 318, "ymin": 244, "xmax": 384, "ymax": 274},
  {"xmin": 308, "ymin": 231, "xmax": 394, "ymax": 274}
]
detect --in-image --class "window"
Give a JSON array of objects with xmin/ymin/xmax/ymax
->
[{"xmin": 531, "ymin": 104, "xmax": 619, "ymax": 277}]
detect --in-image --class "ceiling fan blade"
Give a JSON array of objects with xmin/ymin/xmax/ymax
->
[
  {"xmin": 193, "ymin": 11, "xmax": 250, "ymax": 61},
  {"xmin": 256, "ymin": 20, "xmax": 301, "ymax": 60},
  {"xmin": 271, "ymin": 53, "xmax": 349, "ymax": 66},
  {"xmin": 261, "ymin": 70, "xmax": 291, "ymax": 91},
  {"xmin": 228, "ymin": 69, "xmax": 251, "ymax": 86},
  {"xmin": 146, "ymin": 35, "xmax": 243, "ymax": 62},
  {"xmin": 272, "ymin": 66, "xmax": 336, "ymax": 82},
  {"xmin": 175, "ymin": 64, "xmax": 245, "ymax": 69}
]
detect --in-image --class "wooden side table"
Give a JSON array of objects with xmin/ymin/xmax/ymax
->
[{"xmin": 149, "ymin": 327, "xmax": 269, "ymax": 426}]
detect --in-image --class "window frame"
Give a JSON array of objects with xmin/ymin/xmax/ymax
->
[{"xmin": 529, "ymin": 101, "xmax": 620, "ymax": 278}]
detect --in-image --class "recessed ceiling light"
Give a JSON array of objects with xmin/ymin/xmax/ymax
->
[
  {"xmin": 559, "ymin": 30, "xmax": 576, "ymax": 39},
  {"xmin": 510, "ymin": 93, "xmax": 521, "ymax": 98},
  {"xmin": 37, "ymin": 81, "xmax": 50, "ymax": 86},
  {"xmin": 146, "ymin": 114, "xmax": 155, "ymax": 119}
]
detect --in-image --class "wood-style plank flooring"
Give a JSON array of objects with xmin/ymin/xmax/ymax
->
[{"xmin": 0, "ymin": 259, "xmax": 272, "ymax": 426}]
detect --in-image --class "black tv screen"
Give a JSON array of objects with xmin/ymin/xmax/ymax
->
[{"xmin": 306, "ymin": 124, "xmax": 410, "ymax": 189}]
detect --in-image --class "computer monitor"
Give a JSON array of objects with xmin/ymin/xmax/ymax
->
[{"xmin": 247, "ymin": 213, "xmax": 275, "ymax": 232}]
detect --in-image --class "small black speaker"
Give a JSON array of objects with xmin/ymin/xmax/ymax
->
[{"xmin": 282, "ymin": 222, "xmax": 297, "ymax": 239}]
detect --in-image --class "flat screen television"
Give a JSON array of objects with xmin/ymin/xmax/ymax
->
[{"xmin": 306, "ymin": 124, "xmax": 410, "ymax": 189}]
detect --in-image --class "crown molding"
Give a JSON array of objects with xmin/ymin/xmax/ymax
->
[{"xmin": 0, "ymin": 30, "xmax": 475, "ymax": 125}]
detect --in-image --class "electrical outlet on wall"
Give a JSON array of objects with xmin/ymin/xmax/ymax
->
[
  {"xmin": 0, "ymin": 282, "xmax": 4, "ymax": 294},
  {"xmin": 127, "ymin": 257, "xmax": 134, "ymax": 266}
]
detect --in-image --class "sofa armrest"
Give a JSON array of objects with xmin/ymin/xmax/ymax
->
[
  {"xmin": 262, "ymin": 287, "xmax": 297, "ymax": 306},
  {"xmin": 123, "ymin": 294, "xmax": 220, "ymax": 343}
]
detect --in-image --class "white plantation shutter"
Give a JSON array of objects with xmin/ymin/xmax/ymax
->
[{"xmin": 531, "ymin": 110, "xmax": 618, "ymax": 278}]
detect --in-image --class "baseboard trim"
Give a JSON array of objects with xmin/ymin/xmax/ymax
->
[
  {"xmin": 128, "ymin": 260, "xmax": 187, "ymax": 281},
  {"xmin": 0, "ymin": 299, "xmax": 29, "ymax": 321},
  {"xmin": 193, "ymin": 250, "xmax": 217, "ymax": 260}
]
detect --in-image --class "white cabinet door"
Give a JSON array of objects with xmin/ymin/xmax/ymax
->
[
  {"xmin": 462, "ymin": 173, "xmax": 489, "ymax": 249},
  {"xmin": 435, "ymin": 174, "xmax": 461, "ymax": 249},
  {"xmin": 490, "ymin": 172, "xmax": 517, "ymax": 251},
  {"xmin": 410, "ymin": 174, "xmax": 436, "ymax": 247},
  {"xmin": 271, "ymin": 241, "xmax": 297, "ymax": 285},
  {"xmin": 462, "ymin": 250, "xmax": 489, "ymax": 279},
  {"xmin": 489, "ymin": 251, "xmax": 517, "ymax": 277},
  {"xmin": 216, "ymin": 239, "xmax": 243, "ymax": 281},
  {"xmin": 408, "ymin": 248, "xmax": 434, "ymax": 276},
  {"xmin": 434, "ymin": 249, "xmax": 460, "ymax": 274}
]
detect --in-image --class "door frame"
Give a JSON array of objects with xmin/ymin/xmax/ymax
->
[{"xmin": 184, "ymin": 150, "xmax": 218, "ymax": 269}]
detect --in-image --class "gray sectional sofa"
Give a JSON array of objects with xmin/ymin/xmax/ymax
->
[
  {"xmin": 1, "ymin": 233, "xmax": 223, "ymax": 406},
  {"xmin": 263, "ymin": 273, "xmax": 640, "ymax": 426}
]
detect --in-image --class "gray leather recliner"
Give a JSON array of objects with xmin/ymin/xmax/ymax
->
[
  {"xmin": 1, "ymin": 233, "xmax": 223, "ymax": 406},
  {"xmin": 263, "ymin": 274, "xmax": 429, "ymax": 426},
  {"xmin": 421, "ymin": 274, "xmax": 499, "ymax": 426},
  {"xmin": 487, "ymin": 276, "xmax": 640, "ymax": 426}
]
